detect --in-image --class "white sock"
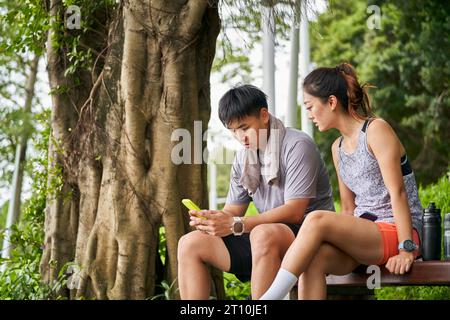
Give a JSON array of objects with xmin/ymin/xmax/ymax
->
[{"xmin": 259, "ymin": 268, "xmax": 298, "ymax": 300}]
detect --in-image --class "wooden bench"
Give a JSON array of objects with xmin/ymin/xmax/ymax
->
[{"xmin": 290, "ymin": 261, "xmax": 450, "ymax": 299}]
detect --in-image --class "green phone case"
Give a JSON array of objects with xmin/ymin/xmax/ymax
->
[{"xmin": 182, "ymin": 199, "xmax": 207, "ymax": 220}]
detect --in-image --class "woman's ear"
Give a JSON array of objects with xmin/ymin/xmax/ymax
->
[{"xmin": 328, "ymin": 95, "xmax": 338, "ymax": 111}]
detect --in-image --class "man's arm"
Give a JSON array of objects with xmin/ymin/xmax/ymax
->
[
  {"xmin": 242, "ymin": 198, "xmax": 309, "ymax": 232},
  {"xmin": 222, "ymin": 203, "xmax": 249, "ymax": 217},
  {"xmin": 192, "ymin": 138, "xmax": 315, "ymax": 235},
  {"xmin": 191, "ymin": 198, "xmax": 309, "ymax": 236},
  {"xmin": 242, "ymin": 138, "xmax": 321, "ymax": 231},
  {"xmin": 189, "ymin": 153, "xmax": 251, "ymax": 236}
]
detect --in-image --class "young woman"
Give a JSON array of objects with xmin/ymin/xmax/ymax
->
[{"xmin": 260, "ymin": 63, "xmax": 423, "ymax": 300}]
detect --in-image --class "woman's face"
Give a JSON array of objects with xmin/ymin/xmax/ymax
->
[{"xmin": 303, "ymin": 91, "xmax": 337, "ymax": 132}]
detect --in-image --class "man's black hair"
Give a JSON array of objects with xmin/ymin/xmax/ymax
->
[{"xmin": 218, "ymin": 84, "xmax": 268, "ymax": 127}]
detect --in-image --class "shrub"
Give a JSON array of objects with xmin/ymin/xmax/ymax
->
[
  {"xmin": 0, "ymin": 110, "xmax": 68, "ymax": 299},
  {"xmin": 223, "ymin": 272, "xmax": 251, "ymax": 300}
]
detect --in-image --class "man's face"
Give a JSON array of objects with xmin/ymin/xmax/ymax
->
[{"xmin": 226, "ymin": 108, "xmax": 270, "ymax": 150}]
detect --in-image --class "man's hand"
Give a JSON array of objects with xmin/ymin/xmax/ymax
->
[
  {"xmin": 385, "ymin": 250, "xmax": 415, "ymax": 274},
  {"xmin": 189, "ymin": 210, "xmax": 234, "ymax": 237}
]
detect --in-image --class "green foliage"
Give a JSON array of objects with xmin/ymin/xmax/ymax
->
[
  {"xmin": 212, "ymin": 39, "xmax": 255, "ymax": 84},
  {"xmin": 245, "ymin": 201, "xmax": 258, "ymax": 216},
  {"xmin": 215, "ymin": 163, "xmax": 233, "ymax": 199},
  {"xmin": 0, "ymin": 0, "xmax": 46, "ymax": 192},
  {"xmin": 158, "ymin": 226, "xmax": 166, "ymax": 265},
  {"xmin": 223, "ymin": 272, "xmax": 251, "ymax": 300},
  {"xmin": 0, "ymin": 108, "xmax": 69, "ymax": 299},
  {"xmin": 375, "ymin": 171, "xmax": 450, "ymax": 300},
  {"xmin": 47, "ymin": 1, "xmax": 116, "ymax": 80},
  {"xmin": 418, "ymin": 172, "xmax": 450, "ymax": 225},
  {"xmin": 0, "ymin": 0, "xmax": 48, "ymax": 56},
  {"xmin": 310, "ymin": 0, "xmax": 450, "ymax": 188},
  {"xmin": 333, "ymin": 201, "xmax": 341, "ymax": 213},
  {"xmin": 0, "ymin": 202, "xmax": 7, "ymax": 231},
  {"xmin": 376, "ymin": 285, "xmax": 450, "ymax": 300},
  {"xmin": 150, "ymin": 279, "xmax": 179, "ymax": 300},
  {"xmin": 0, "ymin": 222, "xmax": 69, "ymax": 300},
  {"xmin": 0, "ymin": 104, "xmax": 37, "ymax": 190}
]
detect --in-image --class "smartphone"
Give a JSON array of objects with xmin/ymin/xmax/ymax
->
[
  {"xmin": 359, "ymin": 212, "xmax": 378, "ymax": 222},
  {"xmin": 181, "ymin": 199, "xmax": 207, "ymax": 220}
]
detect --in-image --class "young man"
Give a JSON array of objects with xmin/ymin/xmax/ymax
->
[{"xmin": 177, "ymin": 84, "xmax": 334, "ymax": 299}]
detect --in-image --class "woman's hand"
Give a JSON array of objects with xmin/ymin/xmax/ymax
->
[
  {"xmin": 189, "ymin": 210, "xmax": 234, "ymax": 237},
  {"xmin": 385, "ymin": 251, "xmax": 415, "ymax": 274}
]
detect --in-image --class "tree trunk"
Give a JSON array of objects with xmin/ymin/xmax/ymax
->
[{"xmin": 40, "ymin": 0, "xmax": 222, "ymax": 299}]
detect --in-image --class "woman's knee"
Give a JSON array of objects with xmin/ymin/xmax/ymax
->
[{"xmin": 303, "ymin": 210, "xmax": 330, "ymax": 232}]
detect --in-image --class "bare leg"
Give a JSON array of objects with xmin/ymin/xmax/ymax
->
[
  {"xmin": 259, "ymin": 211, "xmax": 385, "ymax": 300},
  {"xmin": 298, "ymin": 243, "xmax": 359, "ymax": 300},
  {"xmin": 282, "ymin": 211, "xmax": 383, "ymax": 276},
  {"xmin": 250, "ymin": 224, "xmax": 296, "ymax": 299},
  {"xmin": 177, "ymin": 230, "xmax": 231, "ymax": 299}
]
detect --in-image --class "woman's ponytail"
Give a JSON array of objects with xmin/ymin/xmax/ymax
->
[{"xmin": 335, "ymin": 63, "xmax": 374, "ymax": 119}]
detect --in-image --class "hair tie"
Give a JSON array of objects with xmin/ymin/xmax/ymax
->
[{"xmin": 336, "ymin": 66, "xmax": 347, "ymax": 79}]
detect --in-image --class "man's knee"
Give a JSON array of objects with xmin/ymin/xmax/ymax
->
[
  {"xmin": 250, "ymin": 224, "xmax": 287, "ymax": 259},
  {"xmin": 178, "ymin": 231, "xmax": 207, "ymax": 261}
]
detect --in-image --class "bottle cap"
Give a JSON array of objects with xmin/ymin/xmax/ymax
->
[{"xmin": 424, "ymin": 202, "xmax": 441, "ymax": 215}]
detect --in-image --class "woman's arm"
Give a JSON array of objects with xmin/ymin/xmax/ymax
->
[
  {"xmin": 367, "ymin": 119, "xmax": 415, "ymax": 273},
  {"xmin": 331, "ymin": 137, "xmax": 356, "ymax": 215}
]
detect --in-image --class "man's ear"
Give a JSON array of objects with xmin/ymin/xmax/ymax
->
[
  {"xmin": 328, "ymin": 95, "xmax": 338, "ymax": 111},
  {"xmin": 260, "ymin": 108, "xmax": 270, "ymax": 124}
]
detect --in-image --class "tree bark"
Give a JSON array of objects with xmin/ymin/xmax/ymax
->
[{"xmin": 40, "ymin": 0, "xmax": 222, "ymax": 299}]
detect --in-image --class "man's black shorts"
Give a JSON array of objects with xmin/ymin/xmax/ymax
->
[{"xmin": 221, "ymin": 223, "xmax": 301, "ymax": 283}]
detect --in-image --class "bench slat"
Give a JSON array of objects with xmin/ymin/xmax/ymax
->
[{"xmin": 326, "ymin": 261, "xmax": 450, "ymax": 286}]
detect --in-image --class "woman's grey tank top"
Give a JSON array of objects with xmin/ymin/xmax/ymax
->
[{"xmin": 338, "ymin": 119, "xmax": 423, "ymax": 243}]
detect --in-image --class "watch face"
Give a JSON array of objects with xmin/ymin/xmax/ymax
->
[
  {"xmin": 404, "ymin": 240, "xmax": 415, "ymax": 251},
  {"xmin": 233, "ymin": 221, "xmax": 244, "ymax": 233}
]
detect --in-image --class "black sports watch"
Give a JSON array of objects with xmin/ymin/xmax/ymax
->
[{"xmin": 398, "ymin": 239, "xmax": 418, "ymax": 252}]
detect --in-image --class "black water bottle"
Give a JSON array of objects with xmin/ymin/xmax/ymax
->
[
  {"xmin": 444, "ymin": 213, "xmax": 450, "ymax": 261},
  {"xmin": 422, "ymin": 202, "xmax": 442, "ymax": 261}
]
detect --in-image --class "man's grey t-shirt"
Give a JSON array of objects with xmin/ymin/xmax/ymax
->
[{"xmin": 226, "ymin": 128, "xmax": 335, "ymax": 217}]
